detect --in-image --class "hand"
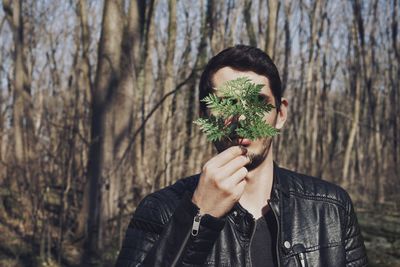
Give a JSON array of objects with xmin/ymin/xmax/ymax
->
[{"xmin": 192, "ymin": 146, "xmax": 249, "ymax": 218}]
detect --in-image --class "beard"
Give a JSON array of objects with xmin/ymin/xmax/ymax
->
[
  {"xmin": 245, "ymin": 137, "xmax": 272, "ymax": 171},
  {"xmin": 213, "ymin": 114, "xmax": 277, "ymax": 171},
  {"xmin": 213, "ymin": 136, "xmax": 273, "ymax": 171}
]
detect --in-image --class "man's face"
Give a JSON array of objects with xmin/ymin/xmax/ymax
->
[{"xmin": 209, "ymin": 67, "xmax": 285, "ymax": 170}]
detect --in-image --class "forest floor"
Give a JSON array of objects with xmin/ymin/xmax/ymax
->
[
  {"xmin": 358, "ymin": 209, "xmax": 400, "ymax": 267},
  {"xmin": 0, "ymin": 210, "xmax": 399, "ymax": 266},
  {"xmin": 0, "ymin": 219, "xmax": 36, "ymax": 267}
]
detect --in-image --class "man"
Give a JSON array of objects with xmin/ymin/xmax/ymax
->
[{"xmin": 116, "ymin": 45, "xmax": 367, "ymax": 266}]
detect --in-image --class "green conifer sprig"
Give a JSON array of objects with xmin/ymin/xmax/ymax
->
[{"xmin": 194, "ymin": 77, "xmax": 279, "ymax": 143}]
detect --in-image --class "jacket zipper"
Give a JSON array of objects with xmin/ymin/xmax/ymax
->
[
  {"xmin": 171, "ymin": 210, "xmax": 202, "ymax": 267},
  {"xmin": 191, "ymin": 211, "xmax": 202, "ymax": 236},
  {"xmin": 268, "ymin": 200, "xmax": 281, "ymax": 267},
  {"xmin": 248, "ymin": 215, "xmax": 256, "ymax": 267}
]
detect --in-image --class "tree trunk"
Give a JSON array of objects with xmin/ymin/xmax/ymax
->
[
  {"xmin": 244, "ymin": 0, "xmax": 257, "ymax": 47},
  {"xmin": 135, "ymin": 0, "xmax": 157, "ymax": 193},
  {"xmin": 84, "ymin": 0, "xmax": 125, "ymax": 263},
  {"xmin": 303, "ymin": 0, "xmax": 321, "ymax": 174},
  {"xmin": 265, "ymin": 0, "xmax": 280, "ymax": 59},
  {"xmin": 160, "ymin": 0, "xmax": 177, "ymax": 187},
  {"xmin": 389, "ymin": 0, "xmax": 399, "ymax": 181},
  {"xmin": 281, "ymin": 0, "xmax": 292, "ymax": 93},
  {"xmin": 75, "ymin": 0, "xmax": 93, "ymax": 242},
  {"xmin": 3, "ymin": 0, "xmax": 31, "ymax": 165},
  {"xmin": 310, "ymin": 0, "xmax": 325, "ymax": 176},
  {"xmin": 342, "ymin": 1, "xmax": 362, "ymax": 188}
]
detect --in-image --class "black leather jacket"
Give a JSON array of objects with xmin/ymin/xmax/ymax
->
[{"xmin": 116, "ymin": 163, "xmax": 367, "ymax": 266}]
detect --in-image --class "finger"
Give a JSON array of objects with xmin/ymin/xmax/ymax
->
[
  {"xmin": 220, "ymin": 155, "xmax": 250, "ymax": 176},
  {"xmin": 232, "ymin": 178, "xmax": 247, "ymax": 199},
  {"xmin": 226, "ymin": 166, "xmax": 248, "ymax": 185},
  {"xmin": 219, "ymin": 168, "xmax": 247, "ymax": 202},
  {"xmin": 211, "ymin": 146, "xmax": 247, "ymax": 167}
]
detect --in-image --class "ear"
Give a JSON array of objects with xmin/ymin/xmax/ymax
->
[{"xmin": 275, "ymin": 98, "xmax": 288, "ymax": 130}]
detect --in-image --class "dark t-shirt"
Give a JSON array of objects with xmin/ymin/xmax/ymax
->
[{"xmin": 250, "ymin": 209, "xmax": 278, "ymax": 266}]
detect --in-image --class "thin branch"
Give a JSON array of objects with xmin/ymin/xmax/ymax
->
[{"xmin": 109, "ymin": 68, "xmax": 198, "ymax": 176}]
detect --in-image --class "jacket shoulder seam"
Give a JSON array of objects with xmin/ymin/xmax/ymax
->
[
  {"xmin": 286, "ymin": 190, "xmax": 347, "ymax": 211},
  {"xmin": 129, "ymin": 217, "xmax": 164, "ymax": 235}
]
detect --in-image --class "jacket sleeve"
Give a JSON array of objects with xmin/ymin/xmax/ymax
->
[
  {"xmin": 115, "ymin": 191, "xmax": 225, "ymax": 267},
  {"xmin": 343, "ymin": 192, "xmax": 368, "ymax": 267}
]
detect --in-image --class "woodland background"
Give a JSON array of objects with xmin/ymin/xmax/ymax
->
[{"xmin": 0, "ymin": 0, "xmax": 399, "ymax": 266}]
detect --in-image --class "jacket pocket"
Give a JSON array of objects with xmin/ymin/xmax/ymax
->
[{"xmin": 293, "ymin": 244, "xmax": 307, "ymax": 267}]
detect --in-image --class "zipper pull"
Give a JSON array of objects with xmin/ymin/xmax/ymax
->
[
  {"xmin": 191, "ymin": 211, "xmax": 202, "ymax": 236},
  {"xmin": 293, "ymin": 243, "xmax": 307, "ymax": 267},
  {"xmin": 298, "ymin": 252, "xmax": 306, "ymax": 267}
]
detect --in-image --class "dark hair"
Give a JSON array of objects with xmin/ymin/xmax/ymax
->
[{"xmin": 198, "ymin": 45, "xmax": 282, "ymax": 116}]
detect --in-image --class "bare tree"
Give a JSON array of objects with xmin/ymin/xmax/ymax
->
[
  {"xmin": 85, "ymin": 0, "xmax": 127, "ymax": 262},
  {"xmin": 265, "ymin": 0, "xmax": 280, "ymax": 59},
  {"xmin": 3, "ymin": 0, "xmax": 32, "ymax": 165},
  {"xmin": 159, "ymin": 0, "xmax": 177, "ymax": 187}
]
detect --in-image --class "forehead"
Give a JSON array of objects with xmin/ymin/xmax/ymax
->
[{"xmin": 211, "ymin": 67, "xmax": 272, "ymax": 96}]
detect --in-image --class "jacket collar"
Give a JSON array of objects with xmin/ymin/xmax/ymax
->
[
  {"xmin": 272, "ymin": 161, "xmax": 290, "ymax": 198},
  {"xmin": 228, "ymin": 161, "xmax": 284, "ymax": 219}
]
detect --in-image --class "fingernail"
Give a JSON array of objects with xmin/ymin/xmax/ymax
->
[{"xmin": 240, "ymin": 146, "xmax": 247, "ymax": 155}]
